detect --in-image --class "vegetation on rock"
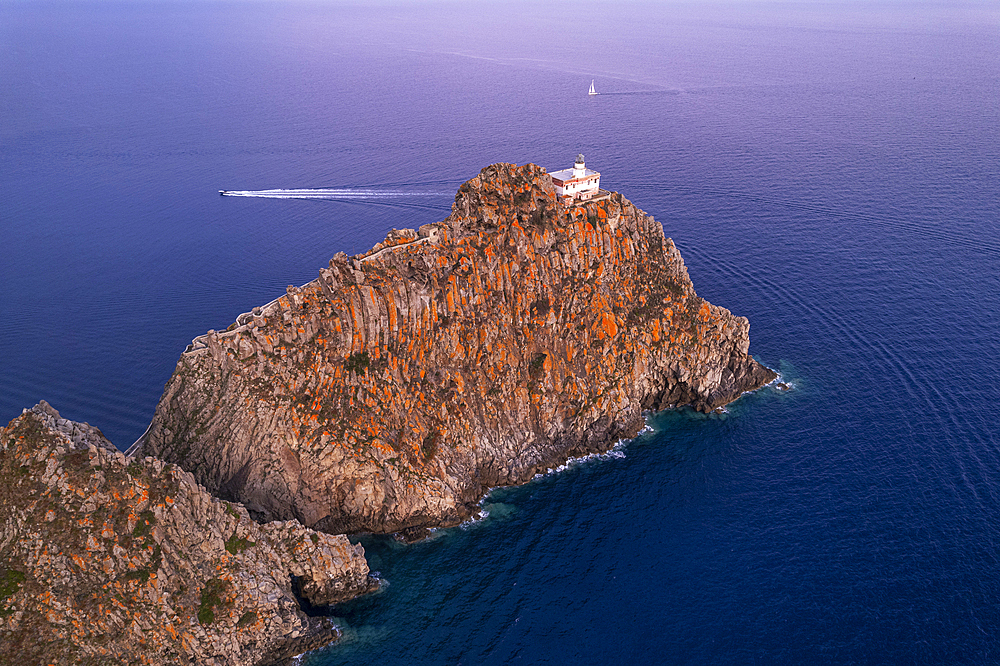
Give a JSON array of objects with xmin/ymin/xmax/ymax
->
[
  {"xmin": 0, "ymin": 403, "xmax": 376, "ymax": 666},
  {"xmin": 144, "ymin": 162, "xmax": 775, "ymax": 536}
]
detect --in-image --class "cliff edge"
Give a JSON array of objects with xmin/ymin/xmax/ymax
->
[
  {"xmin": 144, "ymin": 163, "xmax": 775, "ymax": 536},
  {"xmin": 0, "ymin": 402, "xmax": 376, "ymax": 666}
]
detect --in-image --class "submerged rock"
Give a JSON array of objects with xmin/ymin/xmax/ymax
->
[
  {"xmin": 0, "ymin": 403, "xmax": 376, "ymax": 666},
  {"xmin": 143, "ymin": 162, "xmax": 776, "ymax": 535}
]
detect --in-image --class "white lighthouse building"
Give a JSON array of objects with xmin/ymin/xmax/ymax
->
[{"xmin": 549, "ymin": 154, "xmax": 601, "ymax": 202}]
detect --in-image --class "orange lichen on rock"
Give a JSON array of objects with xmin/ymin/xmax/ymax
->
[
  {"xmin": 143, "ymin": 162, "xmax": 775, "ymax": 537},
  {"xmin": 0, "ymin": 402, "xmax": 376, "ymax": 666}
]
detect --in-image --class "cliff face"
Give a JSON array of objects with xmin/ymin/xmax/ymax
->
[
  {"xmin": 0, "ymin": 402, "xmax": 376, "ymax": 666},
  {"xmin": 144, "ymin": 163, "xmax": 775, "ymax": 536}
]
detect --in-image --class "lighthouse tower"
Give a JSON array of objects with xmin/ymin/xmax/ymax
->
[{"xmin": 549, "ymin": 154, "xmax": 601, "ymax": 202}]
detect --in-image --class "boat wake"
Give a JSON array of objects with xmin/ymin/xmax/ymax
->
[
  {"xmin": 220, "ymin": 188, "xmax": 451, "ymax": 199},
  {"xmin": 597, "ymin": 90, "xmax": 680, "ymax": 96}
]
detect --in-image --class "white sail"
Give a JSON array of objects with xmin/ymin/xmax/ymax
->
[{"xmin": 588, "ymin": 80, "xmax": 597, "ymax": 95}]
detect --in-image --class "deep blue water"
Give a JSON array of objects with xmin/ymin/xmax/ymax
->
[{"xmin": 3, "ymin": 1, "xmax": 999, "ymax": 663}]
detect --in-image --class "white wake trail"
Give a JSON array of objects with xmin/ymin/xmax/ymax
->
[{"xmin": 220, "ymin": 188, "xmax": 451, "ymax": 199}]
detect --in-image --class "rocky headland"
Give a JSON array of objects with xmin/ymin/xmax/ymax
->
[
  {"xmin": 142, "ymin": 162, "xmax": 775, "ymax": 538},
  {"xmin": 0, "ymin": 402, "xmax": 376, "ymax": 666},
  {"xmin": 0, "ymin": 163, "xmax": 774, "ymax": 664}
]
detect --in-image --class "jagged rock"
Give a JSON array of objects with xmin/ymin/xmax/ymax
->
[
  {"xmin": 143, "ymin": 163, "xmax": 776, "ymax": 535},
  {"xmin": 0, "ymin": 404, "xmax": 377, "ymax": 666}
]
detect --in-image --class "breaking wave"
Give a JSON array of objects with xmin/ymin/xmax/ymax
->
[{"xmin": 532, "ymin": 440, "xmax": 629, "ymax": 480}]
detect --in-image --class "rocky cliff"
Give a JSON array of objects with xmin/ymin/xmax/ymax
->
[
  {"xmin": 144, "ymin": 163, "xmax": 775, "ymax": 537},
  {"xmin": 0, "ymin": 402, "xmax": 376, "ymax": 666}
]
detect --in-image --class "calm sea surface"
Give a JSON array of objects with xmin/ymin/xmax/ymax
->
[{"xmin": 2, "ymin": 1, "xmax": 999, "ymax": 663}]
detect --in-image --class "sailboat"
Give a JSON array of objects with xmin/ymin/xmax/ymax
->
[{"xmin": 588, "ymin": 80, "xmax": 598, "ymax": 96}]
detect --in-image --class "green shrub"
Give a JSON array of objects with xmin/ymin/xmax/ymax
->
[
  {"xmin": 0, "ymin": 568, "xmax": 25, "ymax": 599},
  {"xmin": 132, "ymin": 510, "xmax": 157, "ymax": 538},
  {"xmin": 421, "ymin": 431, "xmax": 439, "ymax": 461},
  {"xmin": 225, "ymin": 532, "xmax": 256, "ymax": 555},
  {"xmin": 149, "ymin": 545, "xmax": 162, "ymax": 573},
  {"xmin": 528, "ymin": 353, "xmax": 547, "ymax": 378},
  {"xmin": 124, "ymin": 569, "xmax": 151, "ymax": 584},
  {"xmin": 197, "ymin": 578, "xmax": 230, "ymax": 625},
  {"xmin": 237, "ymin": 611, "xmax": 258, "ymax": 628},
  {"xmin": 0, "ymin": 568, "xmax": 25, "ymax": 617},
  {"xmin": 344, "ymin": 351, "xmax": 370, "ymax": 375}
]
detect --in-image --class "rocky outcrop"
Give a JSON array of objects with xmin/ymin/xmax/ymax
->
[
  {"xmin": 144, "ymin": 163, "xmax": 775, "ymax": 536},
  {"xmin": 0, "ymin": 402, "xmax": 377, "ymax": 666}
]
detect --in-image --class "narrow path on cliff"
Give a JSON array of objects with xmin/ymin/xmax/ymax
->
[{"xmin": 361, "ymin": 237, "xmax": 431, "ymax": 263}]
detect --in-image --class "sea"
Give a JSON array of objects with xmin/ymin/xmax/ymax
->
[{"xmin": 2, "ymin": 1, "xmax": 999, "ymax": 663}]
